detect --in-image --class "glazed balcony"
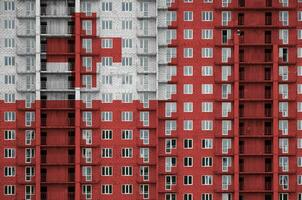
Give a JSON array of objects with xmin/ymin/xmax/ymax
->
[{"xmin": 40, "ymin": 81, "xmax": 75, "ymax": 91}]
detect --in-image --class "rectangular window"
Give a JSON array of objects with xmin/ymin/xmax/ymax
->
[
  {"xmin": 201, "ymin": 48, "xmax": 213, "ymax": 58},
  {"xmin": 4, "ymin": 185, "xmax": 15, "ymax": 195},
  {"xmin": 202, "ymin": 11, "xmax": 213, "ymax": 21},
  {"xmin": 101, "ymin": 112, "xmax": 113, "ymax": 121},
  {"xmin": 202, "ymin": 66, "xmax": 213, "ymax": 76},
  {"xmin": 101, "ymin": 39, "xmax": 113, "ymax": 48},
  {"xmin": 201, "ymin": 120, "xmax": 213, "ymax": 130},
  {"xmin": 121, "ymin": 111, "xmax": 133, "ymax": 122},
  {"xmin": 4, "ymin": 166, "xmax": 15, "ymax": 177},
  {"xmin": 122, "ymin": 2, "xmax": 132, "ymax": 11},
  {"xmin": 121, "ymin": 130, "xmax": 133, "ymax": 140},
  {"xmin": 202, "ymin": 84, "xmax": 213, "ymax": 94},
  {"xmin": 183, "ymin": 66, "xmax": 193, "ymax": 76},
  {"xmin": 101, "ymin": 2, "xmax": 112, "ymax": 11},
  {"xmin": 184, "ymin": 11, "xmax": 193, "ymax": 21},
  {"xmin": 184, "ymin": 29, "xmax": 193, "ymax": 39},
  {"xmin": 201, "ymin": 29, "xmax": 213, "ymax": 39},
  {"xmin": 101, "ymin": 166, "xmax": 113, "ymax": 176},
  {"xmin": 4, "ymin": 112, "xmax": 15, "ymax": 122},
  {"xmin": 184, "ymin": 48, "xmax": 193, "ymax": 58},
  {"xmin": 4, "ymin": 130, "xmax": 15, "ymax": 140},
  {"xmin": 101, "ymin": 20, "xmax": 113, "ymax": 30},
  {"xmin": 4, "ymin": 148, "xmax": 15, "ymax": 158},
  {"xmin": 101, "ymin": 130, "xmax": 113, "ymax": 140}
]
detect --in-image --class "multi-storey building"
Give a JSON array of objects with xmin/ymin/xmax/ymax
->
[{"xmin": 1, "ymin": 0, "xmax": 302, "ymax": 200}]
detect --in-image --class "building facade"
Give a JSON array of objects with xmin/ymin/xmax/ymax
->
[{"xmin": 1, "ymin": 0, "xmax": 302, "ymax": 200}]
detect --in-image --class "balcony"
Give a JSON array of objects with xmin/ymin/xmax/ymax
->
[
  {"xmin": 40, "ymin": 6, "xmax": 74, "ymax": 18},
  {"xmin": 16, "ymin": 8, "xmax": 35, "ymax": 18},
  {"xmin": 41, "ymin": 81, "xmax": 75, "ymax": 91}
]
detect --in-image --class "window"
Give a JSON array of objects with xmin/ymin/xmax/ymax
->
[
  {"xmin": 121, "ymin": 148, "xmax": 133, "ymax": 158},
  {"xmin": 122, "ymin": 57, "xmax": 133, "ymax": 66},
  {"xmin": 121, "ymin": 184, "xmax": 133, "ymax": 194},
  {"xmin": 4, "ymin": 19, "xmax": 15, "ymax": 29},
  {"xmin": 101, "ymin": 75, "xmax": 112, "ymax": 85},
  {"xmin": 121, "ymin": 166, "xmax": 133, "ymax": 176},
  {"xmin": 183, "ymin": 66, "xmax": 193, "ymax": 76},
  {"xmin": 201, "ymin": 120, "xmax": 213, "ymax": 130},
  {"xmin": 101, "ymin": 184, "xmax": 113, "ymax": 194},
  {"xmin": 101, "ymin": 20, "xmax": 113, "ymax": 30},
  {"xmin": 202, "ymin": 157, "xmax": 213, "ymax": 167},
  {"xmin": 122, "ymin": 20, "xmax": 133, "ymax": 30},
  {"xmin": 222, "ymin": 11, "xmax": 232, "ymax": 26},
  {"xmin": 204, "ymin": 0, "xmax": 213, "ymax": 2},
  {"xmin": 184, "ymin": 84, "xmax": 193, "ymax": 94},
  {"xmin": 184, "ymin": 11, "xmax": 193, "ymax": 21},
  {"xmin": 82, "ymin": 39, "xmax": 92, "ymax": 53},
  {"xmin": 82, "ymin": 57, "xmax": 92, "ymax": 71},
  {"xmin": 82, "ymin": 185, "xmax": 92, "ymax": 199},
  {"xmin": 298, "ymin": 30, "xmax": 302, "ymax": 40},
  {"xmin": 298, "ymin": 138, "xmax": 302, "ymax": 149},
  {"xmin": 184, "ymin": 157, "xmax": 193, "ymax": 167},
  {"xmin": 184, "ymin": 194, "xmax": 193, "ymax": 200},
  {"xmin": 82, "ymin": 130, "xmax": 92, "ymax": 144},
  {"xmin": 279, "ymin": 11, "xmax": 289, "ymax": 26},
  {"xmin": 101, "ymin": 93, "xmax": 113, "ymax": 103},
  {"xmin": 4, "ymin": 56, "xmax": 15, "ymax": 66},
  {"xmin": 122, "ymin": 2, "xmax": 132, "ymax": 11},
  {"xmin": 101, "ymin": 130, "xmax": 112, "ymax": 140},
  {"xmin": 4, "ymin": 130, "xmax": 15, "ymax": 140},
  {"xmin": 202, "ymin": 66, "xmax": 213, "ymax": 76},
  {"xmin": 101, "ymin": 2, "xmax": 112, "ymax": 11},
  {"xmin": 201, "ymin": 175, "xmax": 213, "ymax": 185},
  {"xmin": 202, "ymin": 29, "xmax": 213, "ymax": 39},
  {"xmin": 184, "ymin": 48, "xmax": 193, "ymax": 58},
  {"xmin": 202, "ymin": 48, "xmax": 213, "ymax": 58},
  {"xmin": 101, "ymin": 148, "xmax": 113, "ymax": 158},
  {"xmin": 4, "ymin": 148, "xmax": 15, "ymax": 158},
  {"xmin": 101, "ymin": 112, "xmax": 113, "ymax": 121},
  {"xmin": 82, "ymin": 166, "xmax": 92, "ymax": 181},
  {"xmin": 202, "ymin": 102, "xmax": 213, "ymax": 112},
  {"xmin": 122, "ymin": 75, "xmax": 133, "ymax": 84},
  {"xmin": 184, "ymin": 102, "xmax": 193, "ymax": 112},
  {"xmin": 202, "ymin": 139, "xmax": 213, "ymax": 149},
  {"xmin": 202, "ymin": 193, "xmax": 213, "ymax": 200},
  {"xmin": 184, "ymin": 139, "xmax": 193, "ymax": 149},
  {"xmin": 184, "ymin": 175, "xmax": 193, "ymax": 185},
  {"xmin": 121, "ymin": 130, "xmax": 133, "ymax": 140},
  {"xmin": 122, "ymin": 93, "xmax": 133, "ymax": 103},
  {"xmin": 121, "ymin": 111, "xmax": 133, "ymax": 122},
  {"xmin": 202, "ymin": 84, "xmax": 213, "ymax": 94},
  {"xmin": 140, "ymin": 130, "xmax": 149, "ymax": 144},
  {"xmin": 4, "ymin": 166, "xmax": 15, "ymax": 177},
  {"xmin": 4, "ymin": 93, "xmax": 15, "ymax": 103},
  {"xmin": 122, "ymin": 38, "xmax": 133, "ymax": 48},
  {"xmin": 184, "ymin": 120, "xmax": 193, "ymax": 130},
  {"xmin": 4, "ymin": 75, "xmax": 15, "ymax": 84},
  {"xmin": 299, "ymin": 48, "xmax": 302, "ymax": 58},
  {"xmin": 4, "ymin": 38, "xmax": 15, "ymax": 48},
  {"xmin": 4, "ymin": 112, "xmax": 15, "ymax": 122},
  {"xmin": 4, "ymin": 185, "xmax": 15, "ymax": 195},
  {"xmin": 101, "ymin": 57, "xmax": 113, "ymax": 66},
  {"xmin": 298, "ymin": 157, "xmax": 302, "ymax": 168},
  {"xmin": 202, "ymin": 11, "xmax": 213, "ymax": 21},
  {"xmin": 82, "ymin": 20, "xmax": 92, "ymax": 35},
  {"xmin": 184, "ymin": 29, "xmax": 193, "ymax": 39},
  {"xmin": 101, "ymin": 39, "xmax": 113, "ymax": 48},
  {"xmin": 298, "ymin": 175, "xmax": 302, "ymax": 185},
  {"xmin": 4, "ymin": 1, "xmax": 15, "ymax": 11},
  {"xmin": 101, "ymin": 166, "xmax": 113, "ymax": 176},
  {"xmin": 299, "ymin": 11, "xmax": 302, "ymax": 21}
]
